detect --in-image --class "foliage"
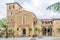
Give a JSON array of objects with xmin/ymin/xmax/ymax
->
[
  {"xmin": 8, "ymin": 29, "xmax": 14, "ymax": 33},
  {"xmin": 57, "ymin": 28, "xmax": 60, "ymax": 31},
  {"xmin": 0, "ymin": 20, "xmax": 3, "ymax": 26},
  {"xmin": 47, "ymin": 2, "xmax": 60, "ymax": 12},
  {"xmin": 2, "ymin": 24, "xmax": 7, "ymax": 28},
  {"xmin": 0, "ymin": 18, "xmax": 6, "ymax": 28},
  {"xmin": 29, "ymin": 28, "xmax": 32, "ymax": 31},
  {"xmin": 1, "ymin": 18, "xmax": 6, "ymax": 24}
]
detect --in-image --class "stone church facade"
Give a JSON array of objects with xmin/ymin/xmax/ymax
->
[{"xmin": 6, "ymin": 2, "xmax": 60, "ymax": 37}]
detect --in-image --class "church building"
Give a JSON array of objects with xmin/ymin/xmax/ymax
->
[{"xmin": 6, "ymin": 2, "xmax": 60, "ymax": 37}]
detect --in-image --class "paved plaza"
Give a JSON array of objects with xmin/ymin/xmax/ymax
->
[{"xmin": 0, "ymin": 36, "xmax": 60, "ymax": 40}]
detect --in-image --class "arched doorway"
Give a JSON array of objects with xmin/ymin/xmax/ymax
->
[
  {"xmin": 23, "ymin": 29, "xmax": 26, "ymax": 35},
  {"xmin": 42, "ymin": 27, "xmax": 46, "ymax": 36},
  {"xmin": 42, "ymin": 27, "xmax": 52, "ymax": 36},
  {"xmin": 48, "ymin": 28, "xmax": 52, "ymax": 36}
]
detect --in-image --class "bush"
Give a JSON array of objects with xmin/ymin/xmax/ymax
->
[
  {"xmin": 32, "ymin": 35, "xmax": 35, "ymax": 37},
  {"xmin": 29, "ymin": 35, "xmax": 31, "ymax": 36},
  {"xmin": 29, "ymin": 28, "xmax": 32, "ymax": 31},
  {"xmin": 57, "ymin": 28, "xmax": 60, "ymax": 31}
]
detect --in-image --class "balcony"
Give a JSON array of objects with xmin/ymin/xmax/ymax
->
[{"xmin": 41, "ymin": 24, "xmax": 53, "ymax": 27}]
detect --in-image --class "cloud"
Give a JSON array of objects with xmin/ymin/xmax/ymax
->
[
  {"xmin": 22, "ymin": 0, "xmax": 60, "ymax": 19},
  {"xmin": 0, "ymin": 0, "xmax": 60, "ymax": 19},
  {"xmin": 0, "ymin": 0, "xmax": 14, "ymax": 18}
]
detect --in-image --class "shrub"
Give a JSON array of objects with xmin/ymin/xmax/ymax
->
[{"xmin": 57, "ymin": 28, "xmax": 60, "ymax": 31}]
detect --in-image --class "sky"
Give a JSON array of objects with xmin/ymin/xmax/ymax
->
[{"xmin": 0, "ymin": 0, "xmax": 60, "ymax": 19}]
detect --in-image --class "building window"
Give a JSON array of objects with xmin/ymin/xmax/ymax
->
[
  {"xmin": 17, "ymin": 28, "xmax": 19, "ymax": 31},
  {"xmin": 11, "ymin": 19, "xmax": 12, "ymax": 21},
  {"xmin": 50, "ymin": 21, "xmax": 53, "ymax": 24},
  {"xmin": 13, "ymin": 5, "xmax": 15, "ymax": 9},
  {"xmin": 35, "ymin": 28, "xmax": 38, "ymax": 31},
  {"xmin": 22, "ymin": 17, "xmax": 26, "ymax": 24},
  {"xmin": 42, "ymin": 21, "xmax": 44, "ymax": 24},
  {"xmin": 9, "ymin": 5, "xmax": 11, "ymax": 9},
  {"xmin": 33, "ymin": 21, "xmax": 36, "ymax": 25},
  {"xmin": 11, "ymin": 12, "xmax": 12, "ymax": 15}
]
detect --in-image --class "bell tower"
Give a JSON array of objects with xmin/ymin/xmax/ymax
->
[{"xmin": 6, "ymin": 2, "xmax": 22, "ymax": 30}]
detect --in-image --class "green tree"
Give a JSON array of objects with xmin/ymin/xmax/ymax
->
[
  {"xmin": 0, "ymin": 18, "xmax": 8, "ymax": 38},
  {"xmin": 8, "ymin": 29, "xmax": 14, "ymax": 37},
  {"xmin": 47, "ymin": 2, "xmax": 60, "ymax": 16},
  {"xmin": 0, "ymin": 20, "xmax": 3, "ymax": 26},
  {"xmin": 2, "ymin": 24, "xmax": 8, "ymax": 38},
  {"xmin": 1, "ymin": 18, "xmax": 6, "ymax": 24},
  {"xmin": 47, "ymin": 2, "xmax": 60, "ymax": 12}
]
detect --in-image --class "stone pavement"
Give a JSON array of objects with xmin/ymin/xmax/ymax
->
[{"xmin": 0, "ymin": 36, "xmax": 60, "ymax": 40}]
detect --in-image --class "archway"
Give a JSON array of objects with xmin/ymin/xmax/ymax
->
[
  {"xmin": 47, "ymin": 28, "xmax": 52, "ymax": 36},
  {"xmin": 42, "ymin": 27, "xmax": 52, "ymax": 36},
  {"xmin": 23, "ymin": 29, "xmax": 26, "ymax": 35},
  {"xmin": 42, "ymin": 27, "xmax": 46, "ymax": 36}
]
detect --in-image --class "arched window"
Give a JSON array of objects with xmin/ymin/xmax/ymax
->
[
  {"xmin": 13, "ymin": 5, "xmax": 15, "ymax": 9},
  {"xmin": 11, "ymin": 12, "xmax": 12, "ymax": 15},
  {"xmin": 22, "ymin": 17, "xmax": 26, "ymax": 24},
  {"xmin": 17, "ymin": 28, "xmax": 19, "ymax": 31},
  {"xmin": 11, "ymin": 19, "xmax": 12, "ymax": 21},
  {"xmin": 9, "ymin": 5, "xmax": 11, "ymax": 9}
]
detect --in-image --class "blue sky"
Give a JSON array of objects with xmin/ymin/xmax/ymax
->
[{"xmin": 0, "ymin": 0, "xmax": 60, "ymax": 19}]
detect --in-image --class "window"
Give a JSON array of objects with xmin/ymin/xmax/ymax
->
[
  {"xmin": 36, "ymin": 21, "xmax": 37, "ymax": 23},
  {"xmin": 42, "ymin": 21, "xmax": 44, "ymax": 24},
  {"xmin": 17, "ymin": 28, "xmax": 19, "ymax": 31},
  {"xmin": 13, "ymin": 5, "xmax": 15, "ymax": 9},
  {"xmin": 11, "ymin": 12, "xmax": 12, "ymax": 15},
  {"xmin": 11, "ymin": 19, "xmax": 12, "ymax": 21},
  {"xmin": 35, "ymin": 28, "xmax": 38, "ymax": 31},
  {"xmin": 22, "ymin": 17, "xmax": 26, "ymax": 24},
  {"xmin": 50, "ymin": 21, "xmax": 53, "ymax": 24},
  {"xmin": 9, "ymin": 5, "xmax": 11, "ymax": 9},
  {"xmin": 33, "ymin": 21, "xmax": 36, "ymax": 25}
]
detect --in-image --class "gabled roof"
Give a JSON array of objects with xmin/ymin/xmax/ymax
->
[{"xmin": 18, "ymin": 10, "xmax": 37, "ymax": 18}]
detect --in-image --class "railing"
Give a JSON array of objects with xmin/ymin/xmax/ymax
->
[{"xmin": 41, "ymin": 24, "xmax": 53, "ymax": 27}]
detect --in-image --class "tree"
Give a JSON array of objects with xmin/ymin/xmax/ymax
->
[
  {"xmin": 2, "ymin": 24, "xmax": 8, "ymax": 38},
  {"xmin": 1, "ymin": 18, "xmax": 6, "ymax": 24},
  {"xmin": 8, "ymin": 29, "xmax": 14, "ymax": 37},
  {"xmin": 47, "ymin": 2, "xmax": 60, "ymax": 12},
  {"xmin": 47, "ymin": 2, "xmax": 60, "ymax": 16},
  {"xmin": 0, "ymin": 18, "xmax": 8, "ymax": 38},
  {"xmin": 1, "ymin": 18, "xmax": 8, "ymax": 38},
  {"xmin": 0, "ymin": 20, "xmax": 3, "ymax": 27}
]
